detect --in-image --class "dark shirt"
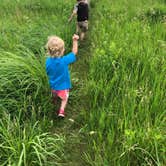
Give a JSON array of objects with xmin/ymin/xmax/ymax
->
[{"xmin": 74, "ymin": 2, "xmax": 89, "ymax": 22}]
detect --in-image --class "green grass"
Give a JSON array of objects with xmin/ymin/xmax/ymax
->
[
  {"xmin": 0, "ymin": 0, "xmax": 75, "ymax": 53},
  {"xmin": 82, "ymin": 0, "xmax": 166, "ymax": 165},
  {"xmin": 0, "ymin": 111, "xmax": 65, "ymax": 166},
  {"xmin": 0, "ymin": 0, "xmax": 165, "ymax": 165},
  {"xmin": 0, "ymin": 0, "xmax": 78, "ymax": 165}
]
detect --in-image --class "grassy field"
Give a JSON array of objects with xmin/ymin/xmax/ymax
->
[
  {"xmin": 83, "ymin": 0, "xmax": 166, "ymax": 165},
  {"xmin": 0, "ymin": 0, "xmax": 165, "ymax": 165}
]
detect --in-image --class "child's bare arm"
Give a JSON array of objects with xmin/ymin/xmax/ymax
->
[
  {"xmin": 68, "ymin": 11, "xmax": 76, "ymax": 22},
  {"xmin": 72, "ymin": 34, "xmax": 79, "ymax": 55}
]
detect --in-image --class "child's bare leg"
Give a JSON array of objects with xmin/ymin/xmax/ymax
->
[
  {"xmin": 57, "ymin": 97, "xmax": 68, "ymax": 117},
  {"xmin": 80, "ymin": 32, "xmax": 85, "ymax": 41},
  {"xmin": 60, "ymin": 97, "xmax": 68, "ymax": 110},
  {"xmin": 76, "ymin": 24, "xmax": 79, "ymax": 34}
]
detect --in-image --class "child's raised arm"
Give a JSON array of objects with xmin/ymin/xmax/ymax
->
[
  {"xmin": 72, "ymin": 34, "xmax": 79, "ymax": 55},
  {"xmin": 68, "ymin": 3, "xmax": 78, "ymax": 23},
  {"xmin": 68, "ymin": 10, "xmax": 77, "ymax": 23}
]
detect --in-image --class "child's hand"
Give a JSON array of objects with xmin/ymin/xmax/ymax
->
[
  {"xmin": 72, "ymin": 34, "xmax": 79, "ymax": 54},
  {"xmin": 72, "ymin": 34, "xmax": 79, "ymax": 41}
]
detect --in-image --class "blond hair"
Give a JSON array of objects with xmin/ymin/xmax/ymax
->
[{"xmin": 46, "ymin": 36, "xmax": 65, "ymax": 57}]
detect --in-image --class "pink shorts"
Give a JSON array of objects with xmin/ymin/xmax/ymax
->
[{"xmin": 52, "ymin": 89, "xmax": 69, "ymax": 100}]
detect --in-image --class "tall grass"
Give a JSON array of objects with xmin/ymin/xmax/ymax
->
[
  {"xmin": 0, "ymin": 47, "xmax": 68, "ymax": 164},
  {"xmin": 0, "ymin": 0, "xmax": 165, "ymax": 165},
  {"xmin": 0, "ymin": 0, "xmax": 75, "ymax": 53},
  {"xmin": 0, "ymin": 0, "xmax": 76, "ymax": 164},
  {"xmin": 0, "ymin": 111, "xmax": 65, "ymax": 166},
  {"xmin": 0, "ymin": 48, "xmax": 50, "ymax": 116},
  {"xmin": 83, "ymin": 0, "xmax": 166, "ymax": 165},
  {"xmin": 0, "ymin": 0, "xmax": 76, "ymax": 115}
]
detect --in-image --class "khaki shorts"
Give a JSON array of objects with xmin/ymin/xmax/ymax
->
[{"xmin": 77, "ymin": 20, "xmax": 88, "ymax": 32}]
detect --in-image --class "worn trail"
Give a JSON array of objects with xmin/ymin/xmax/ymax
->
[
  {"xmin": 50, "ymin": 29, "xmax": 92, "ymax": 166},
  {"xmin": 50, "ymin": 2, "xmax": 96, "ymax": 165}
]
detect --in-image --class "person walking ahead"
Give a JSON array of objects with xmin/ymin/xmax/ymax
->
[
  {"xmin": 69, "ymin": 0, "xmax": 89, "ymax": 41},
  {"xmin": 45, "ymin": 34, "xmax": 79, "ymax": 117}
]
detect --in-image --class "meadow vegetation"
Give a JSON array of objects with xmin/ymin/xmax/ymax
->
[
  {"xmin": 0, "ymin": 0, "xmax": 165, "ymax": 165},
  {"xmin": 0, "ymin": 0, "xmax": 75, "ymax": 165},
  {"xmin": 83, "ymin": 0, "xmax": 166, "ymax": 165}
]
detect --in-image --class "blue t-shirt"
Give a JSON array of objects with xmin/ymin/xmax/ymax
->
[{"xmin": 46, "ymin": 52, "xmax": 76, "ymax": 90}]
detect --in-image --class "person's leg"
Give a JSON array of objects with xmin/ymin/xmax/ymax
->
[
  {"xmin": 57, "ymin": 90, "xmax": 69, "ymax": 117},
  {"xmin": 60, "ymin": 97, "xmax": 68, "ymax": 111},
  {"xmin": 58, "ymin": 97, "xmax": 68, "ymax": 117},
  {"xmin": 80, "ymin": 21, "xmax": 88, "ymax": 40},
  {"xmin": 76, "ymin": 23, "xmax": 79, "ymax": 35},
  {"xmin": 80, "ymin": 32, "xmax": 85, "ymax": 41}
]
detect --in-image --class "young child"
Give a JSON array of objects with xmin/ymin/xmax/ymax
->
[
  {"xmin": 68, "ymin": 0, "xmax": 89, "ymax": 41},
  {"xmin": 45, "ymin": 34, "xmax": 79, "ymax": 117}
]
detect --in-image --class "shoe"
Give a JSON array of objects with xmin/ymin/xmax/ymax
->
[{"xmin": 58, "ymin": 109, "xmax": 65, "ymax": 118}]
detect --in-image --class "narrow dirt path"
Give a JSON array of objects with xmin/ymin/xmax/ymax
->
[
  {"xmin": 50, "ymin": 19, "xmax": 93, "ymax": 166},
  {"xmin": 50, "ymin": 39, "xmax": 91, "ymax": 166},
  {"xmin": 56, "ymin": 39, "xmax": 91, "ymax": 165}
]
